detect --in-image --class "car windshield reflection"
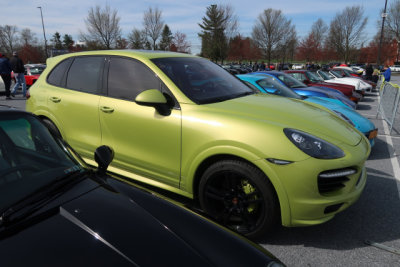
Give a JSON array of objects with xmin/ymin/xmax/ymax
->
[{"xmin": 0, "ymin": 113, "xmax": 79, "ymax": 212}]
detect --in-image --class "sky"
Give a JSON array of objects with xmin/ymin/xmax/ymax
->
[{"xmin": 0, "ymin": 0, "xmax": 387, "ymax": 55}]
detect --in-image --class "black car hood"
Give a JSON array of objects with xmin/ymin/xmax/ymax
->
[{"xmin": 0, "ymin": 176, "xmax": 278, "ymax": 267}]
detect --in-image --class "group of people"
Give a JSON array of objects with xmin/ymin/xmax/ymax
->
[
  {"xmin": 0, "ymin": 52, "xmax": 27, "ymax": 100},
  {"xmin": 364, "ymin": 63, "xmax": 387, "ymax": 83}
]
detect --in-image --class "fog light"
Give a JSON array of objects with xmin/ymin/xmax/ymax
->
[{"xmin": 319, "ymin": 168, "xmax": 356, "ymax": 178}]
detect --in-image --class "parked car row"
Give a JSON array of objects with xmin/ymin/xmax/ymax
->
[{"xmin": 13, "ymin": 50, "xmax": 374, "ymax": 264}]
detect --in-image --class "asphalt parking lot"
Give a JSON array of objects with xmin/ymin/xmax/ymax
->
[{"xmin": 1, "ymin": 76, "xmax": 400, "ymax": 266}]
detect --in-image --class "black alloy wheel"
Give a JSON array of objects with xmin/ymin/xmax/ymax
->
[{"xmin": 199, "ymin": 160, "xmax": 279, "ymax": 240}]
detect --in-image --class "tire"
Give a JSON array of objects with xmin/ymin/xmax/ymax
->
[
  {"xmin": 199, "ymin": 160, "xmax": 279, "ymax": 240},
  {"xmin": 41, "ymin": 118, "xmax": 62, "ymax": 138}
]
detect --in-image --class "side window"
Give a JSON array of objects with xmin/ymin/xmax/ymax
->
[
  {"xmin": 47, "ymin": 58, "xmax": 72, "ymax": 87},
  {"xmin": 290, "ymin": 73, "xmax": 304, "ymax": 81},
  {"xmin": 66, "ymin": 57, "xmax": 104, "ymax": 94},
  {"xmin": 108, "ymin": 57, "xmax": 160, "ymax": 100}
]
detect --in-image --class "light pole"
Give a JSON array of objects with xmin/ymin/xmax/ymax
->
[
  {"xmin": 37, "ymin": 6, "xmax": 48, "ymax": 58},
  {"xmin": 377, "ymin": 0, "xmax": 388, "ymax": 67}
]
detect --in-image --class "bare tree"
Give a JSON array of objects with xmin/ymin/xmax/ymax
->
[
  {"xmin": 297, "ymin": 18, "xmax": 327, "ymax": 62},
  {"xmin": 20, "ymin": 28, "xmax": 37, "ymax": 46},
  {"xmin": 311, "ymin": 18, "xmax": 328, "ymax": 45},
  {"xmin": 327, "ymin": 5, "xmax": 367, "ymax": 63},
  {"xmin": 251, "ymin": 9, "xmax": 294, "ymax": 66},
  {"xmin": 0, "ymin": 25, "xmax": 18, "ymax": 54},
  {"xmin": 143, "ymin": 7, "xmax": 164, "ymax": 50},
  {"xmin": 221, "ymin": 4, "xmax": 239, "ymax": 41},
  {"xmin": 81, "ymin": 5, "xmax": 121, "ymax": 49},
  {"xmin": 276, "ymin": 24, "xmax": 297, "ymax": 63},
  {"xmin": 171, "ymin": 31, "xmax": 191, "ymax": 53},
  {"xmin": 382, "ymin": 0, "xmax": 400, "ymax": 61}
]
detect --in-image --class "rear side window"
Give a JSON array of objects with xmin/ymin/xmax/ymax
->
[
  {"xmin": 290, "ymin": 73, "xmax": 306, "ymax": 81},
  {"xmin": 66, "ymin": 57, "xmax": 104, "ymax": 94},
  {"xmin": 108, "ymin": 57, "xmax": 159, "ymax": 100},
  {"xmin": 47, "ymin": 58, "xmax": 72, "ymax": 87}
]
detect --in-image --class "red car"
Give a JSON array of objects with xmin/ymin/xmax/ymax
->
[
  {"xmin": 12, "ymin": 64, "xmax": 46, "ymax": 87},
  {"xmin": 24, "ymin": 64, "xmax": 46, "ymax": 86},
  {"xmin": 284, "ymin": 70, "xmax": 361, "ymax": 103}
]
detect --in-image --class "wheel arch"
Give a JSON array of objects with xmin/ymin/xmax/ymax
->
[
  {"xmin": 190, "ymin": 153, "xmax": 290, "ymax": 225},
  {"xmin": 36, "ymin": 114, "xmax": 64, "ymax": 138}
]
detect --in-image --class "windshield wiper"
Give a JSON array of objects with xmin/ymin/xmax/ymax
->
[{"xmin": 0, "ymin": 168, "xmax": 88, "ymax": 227}]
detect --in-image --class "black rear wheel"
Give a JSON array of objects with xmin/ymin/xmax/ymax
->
[{"xmin": 199, "ymin": 160, "xmax": 279, "ymax": 240}]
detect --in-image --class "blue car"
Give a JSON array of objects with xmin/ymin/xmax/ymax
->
[
  {"xmin": 250, "ymin": 71, "xmax": 357, "ymax": 110},
  {"xmin": 238, "ymin": 74, "xmax": 377, "ymax": 146}
]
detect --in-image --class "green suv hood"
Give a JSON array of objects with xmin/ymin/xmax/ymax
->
[{"xmin": 205, "ymin": 94, "xmax": 361, "ymax": 146}]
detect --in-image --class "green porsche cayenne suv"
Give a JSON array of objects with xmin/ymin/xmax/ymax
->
[{"xmin": 26, "ymin": 50, "xmax": 370, "ymax": 239}]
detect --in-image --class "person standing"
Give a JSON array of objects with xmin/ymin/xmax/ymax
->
[
  {"xmin": 10, "ymin": 51, "xmax": 27, "ymax": 98},
  {"xmin": 0, "ymin": 53, "xmax": 13, "ymax": 100},
  {"xmin": 365, "ymin": 63, "xmax": 373, "ymax": 81},
  {"xmin": 383, "ymin": 65, "xmax": 391, "ymax": 82}
]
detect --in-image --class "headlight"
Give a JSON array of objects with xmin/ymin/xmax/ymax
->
[
  {"xmin": 284, "ymin": 128, "xmax": 345, "ymax": 159},
  {"xmin": 332, "ymin": 110, "xmax": 355, "ymax": 126}
]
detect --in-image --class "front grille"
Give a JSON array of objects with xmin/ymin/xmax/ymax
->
[{"xmin": 318, "ymin": 168, "xmax": 357, "ymax": 194}]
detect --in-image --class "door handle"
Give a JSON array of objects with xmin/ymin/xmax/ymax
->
[
  {"xmin": 49, "ymin": 97, "xmax": 61, "ymax": 103},
  {"xmin": 100, "ymin": 106, "xmax": 114, "ymax": 113}
]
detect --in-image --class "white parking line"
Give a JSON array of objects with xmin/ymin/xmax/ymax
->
[
  {"xmin": 378, "ymin": 93, "xmax": 400, "ymax": 182},
  {"xmin": 378, "ymin": 134, "xmax": 400, "ymax": 139}
]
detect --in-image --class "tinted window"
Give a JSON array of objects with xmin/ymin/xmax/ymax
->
[
  {"xmin": 152, "ymin": 57, "xmax": 254, "ymax": 104},
  {"xmin": 256, "ymin": 76, "xmax": 301, "ymax": 99},
  {"xmin": 108, "ymin": 57, "xmax": 160, "ymax": 100},
  {"xmin": 289, "ymin": 73, "xmax": 306, "ymax": 81},
  {"xmin": 306, "ymin": 71, "xmax": 324, "ymax": 82},
  {"xmin": 275, "ymin": 73, "xmax": 307, "ymax": 88},
  {"xmin": 47, "ymin": 59, "xmax": 72, "ymax": 86},
  {"xmin": 66, "ymin": 57, "xmax": 104, "ymax": 94},
  {"xmin": 0, "ymin": 114, "xmax": 78, "ymax": 211}
]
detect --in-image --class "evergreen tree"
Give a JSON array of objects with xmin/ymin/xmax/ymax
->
[
  {"xmin": 159, "ymin": 25, "xmax": 173, "ymax": 51},
  {"xmin": 198, "ymin": 4, "xmax": 233, "ymax": 63},
  {"xmin": 128, "ymin": 28, "xmax": 146, "ymax": 49},
  {"xmin": 63, "ymin": 34, "xmax": 74, "ymax": 50},
  {"xmin": 52, "ymin": 32, "xmax": 63, "ymax": 50}
]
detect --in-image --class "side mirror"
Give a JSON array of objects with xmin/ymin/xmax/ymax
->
[
  {"xmin": 135, "ymin": 89, "xmax": 171, "ymax": 116},
  {"xmin": 95, "ymin": 145, "xmax": 114, "ymax": 174}
]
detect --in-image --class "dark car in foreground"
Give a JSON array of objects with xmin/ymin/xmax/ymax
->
[{"xmin": 0, "ymin": 106, "xmax": 283, "ymax": 266}]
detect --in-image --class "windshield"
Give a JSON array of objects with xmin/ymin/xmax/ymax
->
[
  {"xmin": 29, "ymin": 66, "xmax": 45, "ymax": 75},
  {"xmin": 338, "ymin": 69, "xmax": 354, "ymax": 77},
  {"xmin": 0, "ymin": 113, "xmax": 80, "ymax": 212},
  {"xmin": 256, "ymin": 76, "xmax": 301, "ymax": 99},
  {"xmin": 329, "ymin": 70, "xmax": 343, "ymax": 78},
  {"xmin": 152, "ymin": 57, "xmax": 254, "ymax": 104},
  {"xmin": 306, "ymin": 71, "xmax": 325, "ymax": 82},
  {"xmin": 317, "ymin": 70, "xmax": 333, "ymax": 80},
  {"xmin": 274, "ymin": 73, "xmax": 307, "ymax": 88}
]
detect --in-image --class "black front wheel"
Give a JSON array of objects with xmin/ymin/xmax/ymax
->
[{"xmin": 199, "ymin": 160, "xmax": 279, "ymax": 240}]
